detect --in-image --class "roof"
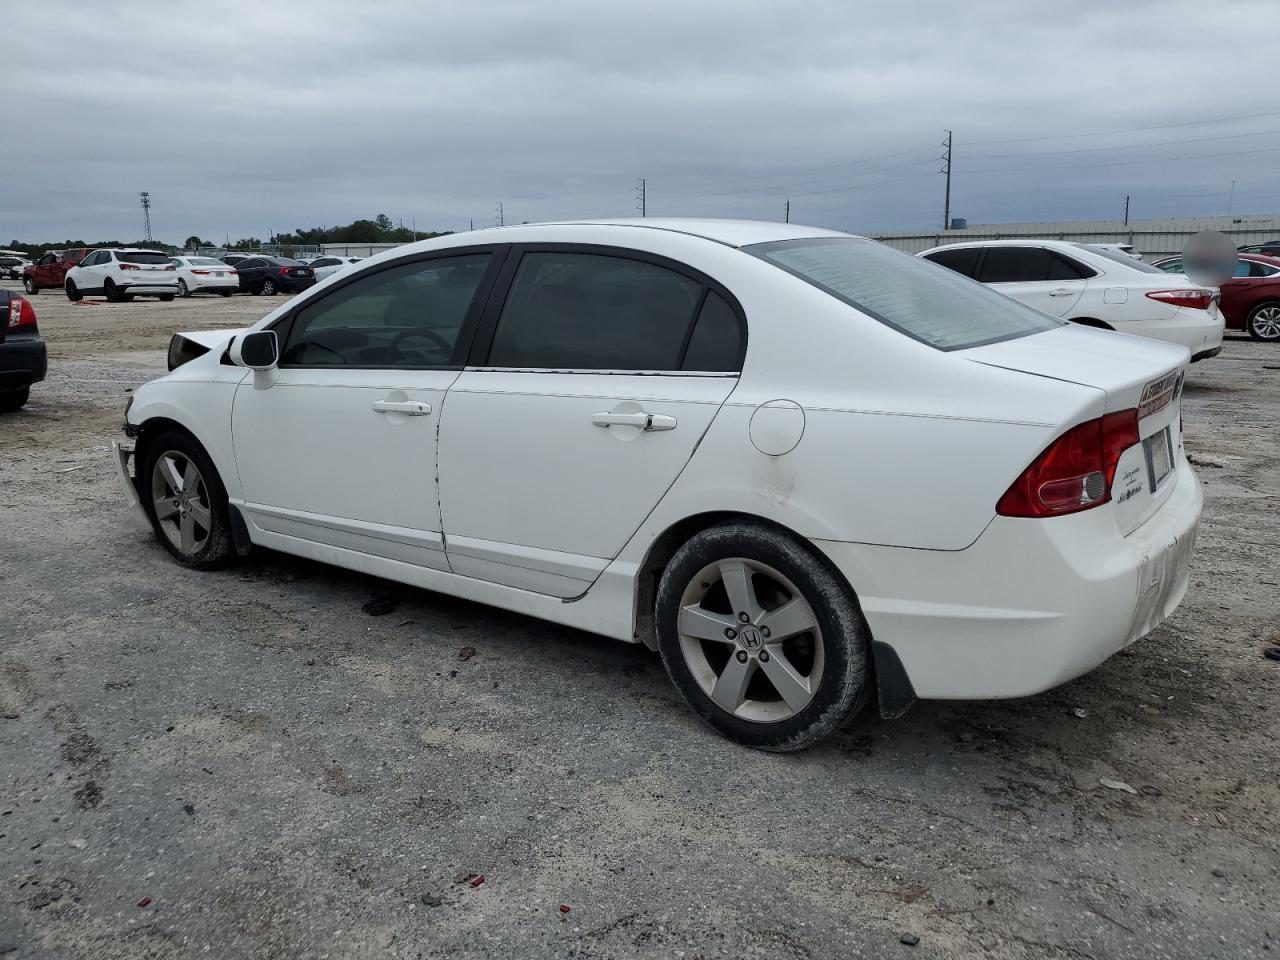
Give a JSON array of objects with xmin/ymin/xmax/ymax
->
[
  {"xmin": 922, "ymin": 238, "xmax": 1089, "ymax": 251},
  {"xmin": 509, "ymin": 218, "xmax": 854, "ymax": 248}
]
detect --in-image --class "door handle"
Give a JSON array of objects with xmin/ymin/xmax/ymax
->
[
  {"xmin": 1048, "ymin": 288, "xmax": 1076, "ymax": 296},
  {"xmin": 592, "ymin": 411, "xmax": 677, "ymax": 431},
  {"xmin": 372, "ymin": 399, "xmax": 431, "ymax": 416}
]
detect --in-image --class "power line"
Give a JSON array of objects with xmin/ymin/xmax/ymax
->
[
  {"xmin": 964, "ymin": 126, "xmax": 1280, "ymax": 161},
  {"xmin": 960, "ymin": 142, "xmax": 1280, "ymax": 176},
  {"xmin": 958, "ymin": 109, "xmax": 1280, "ymax": 147}
]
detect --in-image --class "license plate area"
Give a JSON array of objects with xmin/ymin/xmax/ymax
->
[{"xmin": 1144, "ymin": 427, "xmax": 1173, "ymax": 492}]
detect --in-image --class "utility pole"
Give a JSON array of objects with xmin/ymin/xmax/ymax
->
[
  {"xmin": 636, "ymin": 178, "xmax": 646, "ymax": 217},
  {"xmin": 784, "ymin": 199, "xmax": 790, "ymax": 223},
  {"xmin": 139, "ymin": 192, "xmax": 152, "ymax": 243},
  {"xmin": 1123, "ymin": 195, "xmax": 1130, "ymax": 226},
  {"xmin": 495, "ymin": 202, "xmax": 504, "ymax": 227},
  {"xmin": 470, "ymin": 218, "xmax": 474, "ymax": 231},
  {"xmin": 412, "ymin": 216, "xmax": 417, "ymax": 240},
  {"xmin": 941, "ymin": 131, "xmax": 952, "ymax": 230}
]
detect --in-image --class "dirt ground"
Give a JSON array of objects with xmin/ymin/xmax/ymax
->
[{"xmin": 1, "ymin": 279, "xmax": 1277, "ymax": 960}]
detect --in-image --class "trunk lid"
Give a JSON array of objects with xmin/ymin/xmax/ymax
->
[{"xmin": 965, "ymin": 323, "xmax": 1190, "ymax": 535}]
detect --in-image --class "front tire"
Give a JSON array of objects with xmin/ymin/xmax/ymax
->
[
  {"xmin": 141, "ymin": 431, "xmax": 236, "ymax": 569},
  {"xmin": 1246, "ymin": 302, "xmax": 1280, "ymax": 342},
  {"xmin": 655, "ymin": 521, "xmax": 871, "ymax": 752},
  {"xmin": 23, "ymin": 277, "xmax": 37, "ymax": 295},
  {"xmin": 65, "ymin": 280, "xmax": 82, "ymax": 302},
  {"xmin": 0, "ymin": 387, "xmax": 30, "ymax": 412},
  {"xmin": 159, "ymin": 294, "xmax": 175, "ymax": 302},
  {"xmin": 219, "ymin": 290, "xmax": 234, "ymax": 297}
]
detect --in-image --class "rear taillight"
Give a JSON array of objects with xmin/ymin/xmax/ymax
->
[
  {"xmin": 997, "ymin": 410, "xmax": 1140, "ymax": 518},
  {"xmin": 1146, "ymin": 289, "xmax": 1213, "ymax": 310},
  {"xmin": 119, "ymin": 262, "xmax": 139, "ymax": 271},
  {"xmin": 8, "ymin": 296, "xmax": 38, "ymax": 332},
  {"xmin": 277, "ymin": 267, "xmax": 290, "ymax": 276},
  {"xmin": 191, "ymin": 269, "xmax": 210, "ymax": 275}
]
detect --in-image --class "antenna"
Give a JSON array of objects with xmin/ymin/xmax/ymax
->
[
  {"xmin": 635, "ymin": 178, "xmax": 646, "ymax": 217},
  {"xmin": 139, "ymin": 192, "xmax": 152, "ymax": 243}
]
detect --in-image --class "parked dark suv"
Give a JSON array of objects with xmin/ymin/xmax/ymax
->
[
  {"xmin": 0, "ymin": 289, "xmax": 47, "ymax": 411},
  {"xmin": 234, "ymin": 256, "xmax": 316, "ymax": 296}
]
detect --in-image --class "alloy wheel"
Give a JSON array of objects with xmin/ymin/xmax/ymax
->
[
  {"xmin": 150, "ymin": 450, "xmax": 212, "ymax": 555},
  {"xmin": 1250, "ymin": 305, "xmax": 1280, "ymax": 340},
  {"xmin": 676, "ymin": 558, "xmax": 824, "ymax": 722}
]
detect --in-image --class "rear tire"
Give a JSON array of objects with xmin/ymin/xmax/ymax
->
[
  {"xmin": 22, "ymin": 277, "xmax": 37, "ymax": 295},
  {"xmin": 65, "ymin": 280, "xmax": 82, "ymax": 302},
  {"xmin": 0, "ymin": 387, "xmax": 30, "ymax": 412},
  {"xmin": 1246, "ymin": 302, "xmax": 1280, "ymax": 342},
  {"xmin": 261, "ymin": 278, "xmax": 278, "ymax": 295},
  {"xmin": 140, "ymin": 430, "xmax": 236, "ymax": 570},
  {"xmin": 104, "ymin": 279, "xmax": 121, "ymax": 303},
  {"xmin": 220, "ymin": 290, "xmax": 234, "ymax": 297},
  {"xmin": 159, "ymin": 294, "xmax": 175, "ymax": 302},
  {"xmin": 177, "ymin": 279, "xmax": 190, "ymax": 298},
  {"xmin": 655, "ymin": 521, "xmax": 871, "ymax": 752}
]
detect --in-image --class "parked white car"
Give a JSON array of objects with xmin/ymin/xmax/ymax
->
[
  {"xmin": 1091, "ymin": 242, "xmax": 1143, "ymax": 260},
  {"xmin": 919, "ymin": 239, "xmax": 1224, "ymax": 360},
  {"xmin": 308, "ymin": 256, "xmax": 363, "ymax": 282},
  {"xmin": 66, "ymin": 248, "xmax": 179, "ymax": 302},
  {"xmin": 114, "ymin": 220, "xmax": 1201, "ymax": 751},
  {"xmin": 168, "ymin": 256, "xmax": 239, "ymax": 298},
  {"xmin": 0, "ymin": 254, "xmax": 31, "ymax": 280}
]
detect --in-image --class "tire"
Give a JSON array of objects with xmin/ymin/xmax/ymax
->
[
  {"xmin": 220, "ymin": 290, "xmax": 234, "ymax": 297},
  {"xmin": 141, "ymin": 430, "xmax": 236, "ymax": 570},
  {"xmin": 655, "ymin": 521, "xmax": 871, "ymax": 752},
  {"xmin": 249, "ymin": 285, "xmax": 262, "ymax": 296},
  {"xmin": 104, "ymin": 279, "xmax": 121, "ymax": 303},
  {"xmin": 261, "ymin": 278, "xmax": 278, "ymax": 295},
  {"xmin": 0, "ymin": 387, "xmax": 29, "ymax": 412},
  {"xmin": 159, "ymin": 294, "xmax": 175, "ymax": 302},
  {"xmin": 22, "ymin": 277, "xmax": 37, "ymax": 295},
  {"xmin": 177, "ymin": 279, "xmax": 190, "ymax": 298},
  {"xmin": 65, "ymin": 280, "xmax": 82, "ymax": 302},
  {"xmin": 1245, "ymin": 302, "xmax": 1280, "ymax": 342}
]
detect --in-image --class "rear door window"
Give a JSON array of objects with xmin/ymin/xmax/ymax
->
[
  {"xmin": 487, "ymin": 252, "xmax": 704, "ymax": 370},
  {"xmin": 977, "ymin": 247, "xmax": 1054, "ymax": 283},
  {"xmin": 682, "ymin": 290, "xmax": 744, "ymax": 371}
]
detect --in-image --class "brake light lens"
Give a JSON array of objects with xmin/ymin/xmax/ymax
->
[
  {"xmin": 119, "ymin": 262, "xmax": 140, "ymax": 271},
  {"xmin": 996, "ymin": 410, "xmax": 1140, "ymax": 517},
  {"xmin": 8, "ymin": 296, "xmax": 38, "ymax": 331},
  {"xmin": 277, "ymin": 267, "xmax": 290, "ymax": 276},
  {"xmin": 191, "ymin": 269, "xmax": 210, "ymax": 275},
  {"xmin": 1146, "ymin": 289, "xmax": 1213, "ymax": 310}
]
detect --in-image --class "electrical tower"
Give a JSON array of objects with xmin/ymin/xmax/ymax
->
[
  {"xmin": 139, "ymin": 192, "xmax": 153, "ymax": 243},
  {"xmin": 635, "ymin": 178, "xmax": 646, "ymax": 217},
  {"xmin": 495, "ymin": 202, "xmax": 504, "ymax": 227},
  {"xmin": 940, "ymin": 131, "xmax": 952, "ymax": 230},
  {"xmin": 784, "ymin": 199, "xmax": 790, "ymax": 224}
]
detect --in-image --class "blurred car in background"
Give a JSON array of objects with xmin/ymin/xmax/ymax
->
[
  {"xmin": 0, "ymin": 288, "xmax": 46, "ymax": 412},
  {"xmin": 1237, "ymin": 241, "xmax": 1280, "ymax": 257},
  {"xmin": 65, "ymin": 249, "xmax": 179, "ymax": 302},
  {"xmin": 308, "ymin": 255, "xmax": 363, "ymax": 282},
  {"xmin": 1155, "ymin": 252, "xmax": 1280, "ymax": 342},
  {"xmin": 234, "ymin": 256, "xmax": 316, "ymax": 295},
  {"xmin": 0, "ymin": 254, "xmax": 31, "ymax": 280},
  {"xmin": 22, "ymin": 248, "xmax": 93, "ymax": 294},
  {"xmin": 169, "ymin": 256, "xmax": 238, "ymax": 297},
  {"xmin": 220, "ymin": 253, "xmax": 257, "ymax": 268},
  {"xmin": 919, "ymin": 239, "xmax": 1224, "ymax": 359}
]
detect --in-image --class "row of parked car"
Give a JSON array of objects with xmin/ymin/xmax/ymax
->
[{"xmin": 8, "ymin": 248, "xmax": 364, "ymax": 301}]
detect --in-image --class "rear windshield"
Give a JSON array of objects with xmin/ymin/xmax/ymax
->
[
  {"xmin": 189, "ymin": 257, "xmax": 225, "ymax": 267},
  {"xmin": 747, "ymin": 237, "xmax": 1060, "ymax": 351},
  {"xmin": 116, "ymin": 251, "xmax": 171, "ymax": 265},
  {"xmin": 1073, "ymin": 244, "xmax": 1164, "ymax": 273},
  {"xmin": 271, "ymin": 258, "xmax": 305, "ymax": 266}
]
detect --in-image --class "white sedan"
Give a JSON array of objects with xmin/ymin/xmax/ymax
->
[
  {"xmin": 919, "ymin": 239, "xmax": 1225, "ymax": 360},
  {"xmin": 308, "ymin": 255, "xmax": 363, "ymax": 282},
  {"xmin": 113, "ymin": 219, "xmax": 1201, "ymax": 751},
  {"xmin": 169, "ymin": 256, "xmax": 239, "ymax": 297}
]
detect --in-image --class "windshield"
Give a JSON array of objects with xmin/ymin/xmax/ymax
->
[
  {"xmin": 746, "ymin": 237, "xmax": 1060, "ymax": 351},
  {"xmin": 1073, "ymin": 244, "xmax": 1164, "ymax": 274}
]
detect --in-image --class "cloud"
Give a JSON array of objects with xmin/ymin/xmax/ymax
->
[{"xmin": 3, "ymin": 0, "xmax": 1267, "ymax": 243}]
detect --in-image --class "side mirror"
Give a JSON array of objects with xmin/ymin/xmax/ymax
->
[{"xmin": 231, "ymin": 330, "xmax": 278, "ymax": 370}]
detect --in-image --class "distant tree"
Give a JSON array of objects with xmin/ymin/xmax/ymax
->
[
  {"xmin": 374, "ymin": 213, "xmax": 394, "ymax": 233},
  {"xmin": 183, "ymin": 235, "xmax": 206, "ymax": 250}
]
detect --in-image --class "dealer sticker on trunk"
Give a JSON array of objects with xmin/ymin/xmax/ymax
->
[{"xmin": 1138, "ymin": 369, "xmax": 1183, "ymax": 421}]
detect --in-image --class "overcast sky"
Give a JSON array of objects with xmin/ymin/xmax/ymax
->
[{"xmin": 4, "ymin": 0, "xmax": 1275, "ymax": 244}]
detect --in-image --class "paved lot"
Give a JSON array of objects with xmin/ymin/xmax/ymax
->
[{"xmin": 1, "ymin": 281, "xmax": 1277, "ymax": 959}]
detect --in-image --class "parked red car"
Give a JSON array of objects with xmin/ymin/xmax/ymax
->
[
  {"xmin": 22, "ymin": 248, "xmax": 93, "ymax": 295},
  {"xmin": 1155, "ymin": 252, "xmax": 1280, "ymax": 342}
]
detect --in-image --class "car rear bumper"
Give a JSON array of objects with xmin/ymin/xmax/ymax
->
[
  {"xmin": 815, "ymin": 456, "xmax": 1202, "ymax": 701},
  {"xmin": 1123, "ymin": 308, "xmax": 1224, "ymax": 356},
  {"xmin": 0, "ymin": 335, "xmax": 48, "ymax": 389},
  {"xmin": 120, "ymin": 281, "xmax": 179, "ymax": 292}
]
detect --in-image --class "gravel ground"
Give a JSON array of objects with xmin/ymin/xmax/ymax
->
[{"xmin": 1, "ymin": 280, "xmax": 1277, "ymax": 960}]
